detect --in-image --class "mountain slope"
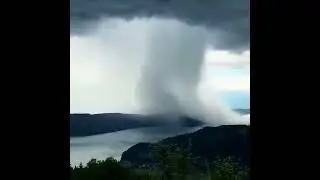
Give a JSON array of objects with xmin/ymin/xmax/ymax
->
[{"xmin": 121, "ymin": 125, "xmax": 250, "ymax": 167}]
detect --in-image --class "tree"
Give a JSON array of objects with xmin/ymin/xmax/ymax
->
[
  {"xmin": 209, "ymin": 156, "xmax": 250, "ymax": 180},
  {"xmin": 152, "ymin": 139, "xmax": 197, "ymax": 180}
]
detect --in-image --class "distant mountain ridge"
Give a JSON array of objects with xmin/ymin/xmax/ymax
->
[
  {"xmin": 70, "ymin": 109, "xmax": 249, "ymax": 137},
  {"xmin": 70, "ymin": 113, "xmax": 204, "ymax": 137},
  {"xmin": 233, "ymin": 109, "xmax": 250, "ymax": 115}
]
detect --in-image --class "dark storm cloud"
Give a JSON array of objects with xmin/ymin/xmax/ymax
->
[
  {"xmin": 70, "ymin": 0, "xmax": 250, "ymax": 50},
  {"xmin": 70, "ymin": 0, "xmax": 250, "ymax": 124}
]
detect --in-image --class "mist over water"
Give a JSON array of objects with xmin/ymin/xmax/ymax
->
[
  {"xmin": 70, "ymin": 18, "xmax": 249, "ymax": 166},
  {"xmin": 71, "ymin": 17, "xmax": 249, "ymax": 125},
  {"xmin": 70, "ymin": 0, "xmax": 250, "ymax": 166}
]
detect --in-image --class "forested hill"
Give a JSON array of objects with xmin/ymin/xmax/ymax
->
[{"xmin": 121, "ymin": 125, "xmax": 250, "ymax": 168}]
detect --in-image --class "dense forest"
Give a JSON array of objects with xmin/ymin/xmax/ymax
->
[
  {"xmin": 70, "ymin": 142, "xmax": 250, "ymax": 180},
  {"xmin": 71, "ymin": 125, "xmax": 250, "ymax": 180}
]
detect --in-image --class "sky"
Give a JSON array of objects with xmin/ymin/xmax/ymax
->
[
  {"xmin": 70, "ymin": 0, "xmax": 250, "ymax": 121},
  {"xmin": 202, "ymin": 50, "xmax": 250, "ymax": 109},
  {"xmin": 70, "ymin": 19, "xmax": 250, "ymax": 114},
  {"xmin": 70, "ymin": 0, "xmax": 250, "ymax": 51}
]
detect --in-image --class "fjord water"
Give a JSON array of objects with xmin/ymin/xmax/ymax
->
[{"xmin": 70, "ymin": 126, "xmax": 203, "ymax": 166}]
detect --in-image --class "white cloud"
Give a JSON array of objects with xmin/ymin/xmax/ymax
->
[
  {"xmin": 200, "ymin": 50, "xmax": 250, "ymax": 94},
  {"xmin": 205, "ymin": 49, "xmax": 250, "ymax": 68},
  {"xmin": 212, "ymin": 76, "xmax": 250, "ymax": 92},
  {"xmin": 70, "ymin": 18, "xmax": 250, "ymax": 114},
  {"xmin": 197, "ymin": 67, "xmax": 250, "ymax": 110},
  {"xmin": 70, "ymin": 32, "xmax": 144, "ymax": 114}
]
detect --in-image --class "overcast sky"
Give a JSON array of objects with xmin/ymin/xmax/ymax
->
[
  {"xmin": 70, "ymin": 19, "xmax": 250, "ymax": 114},
  {"xmin": 70, "ymin": 0, "xmax": 250, "ymax": 117}
]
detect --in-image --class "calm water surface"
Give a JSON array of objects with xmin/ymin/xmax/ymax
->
[{"xmin": 70, "ymin": 126, "xmax": 202, "ymax": 166}]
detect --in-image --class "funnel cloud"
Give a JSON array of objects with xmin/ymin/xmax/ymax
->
[
  {"xmin": 138, "ymin": 19, "xmax": 208, "ymax": 117},
  {"xmin": 70, "ymin": 0, "xmax": 250, "ymax": 125}
]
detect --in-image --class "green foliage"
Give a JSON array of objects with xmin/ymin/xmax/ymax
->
[
  {"xmin": 209, "ymin": 157, "xmax": 250, "ymax": 180},
  {"xmin": 70, "ymin": 157, "xmax": 134, "ymax": 180},
  {"xmin": 151, "ymin": 139, "xmax": 199, "ymax": 180},
  {"xmin": 70, "ymin": 145, "xmax": 249, "ymax": 180}
]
